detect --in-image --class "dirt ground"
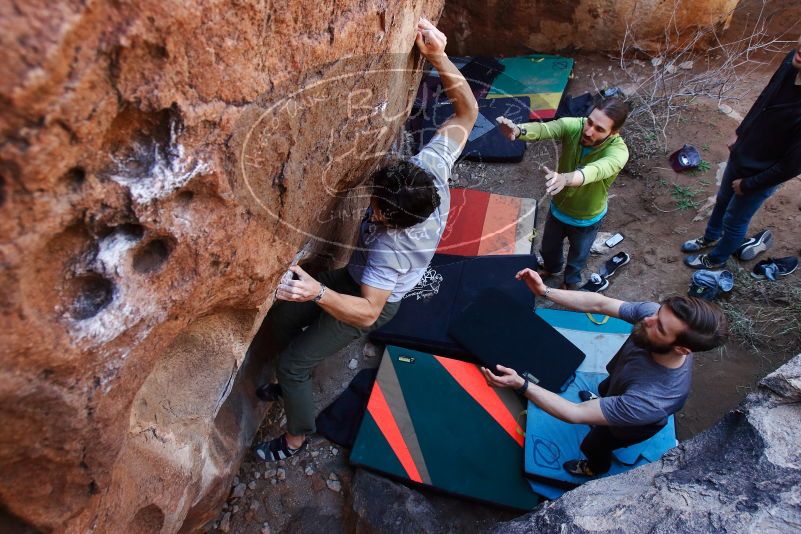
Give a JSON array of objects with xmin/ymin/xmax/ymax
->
[{"xmin": 209, "ymin": 4, "xmax": 801, "ymax": 533}]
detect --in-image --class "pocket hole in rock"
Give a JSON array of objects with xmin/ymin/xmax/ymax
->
[
  {"xmin": 68, "ymin": 273, "xmax": 114, "ymax": 320},
  {"xmin": 127, "ymin": 503, "xmax": 164, "ymax": 533},
  {"xmin": 133, "ymin": 239, "xmax": 171, "ymax": 274},
  {"xmin": 64, "ymin": 167, "xmax": 86, "ymax": 190},
  {"xmin": 176, "ymin": 190, "xmax": 194, "ymax": 204}
]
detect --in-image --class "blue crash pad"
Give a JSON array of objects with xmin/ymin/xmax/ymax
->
[
  {"xmin": 525, "ymin": 372, "xmax": 677, "ymax": 492},
  {"xmin": 535, "ymin": 309, "xmax": 632, "ymax": 374}
]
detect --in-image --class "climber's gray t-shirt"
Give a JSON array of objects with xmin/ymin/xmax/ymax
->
[
  {"xmin": 346, "ymin": 134, "xmax": 461, "ymax": 302},
  {"xmin": 599, "ymin": 301, "xmax": 693, "ymax": 437}
]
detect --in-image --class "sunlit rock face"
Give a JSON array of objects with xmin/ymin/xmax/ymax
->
[
  {"xmin": 0, "ymin": 1, "xmax": 441, "ymax": 531},
  {"xmin": 439, "ymin": 0, "xmax": 740, "ymax": 55}
]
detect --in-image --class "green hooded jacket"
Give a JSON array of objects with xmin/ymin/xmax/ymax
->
[{"xmin": 519, "ymin": 117, "xmax": 629, "ymax": 220}]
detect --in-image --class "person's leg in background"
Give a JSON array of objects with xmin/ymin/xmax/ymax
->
[
  {"xmin": 573, "ymin": 425, "xmax": 658, "ymax": 475},
  {"xmin": 577, "ymin": 425, "xmax": 620, "ymax": 475},
  {"xmin": 702, "ymin": 161, "xmax": 737, "ymax": 245},
  {"xmin": 706, "ymin": 184, "xmax": 778, "ymax": 264},
  {"xmin": 540, "ymin": 210, "xmax": 568, "ymax": 277},
  {"xmin": 563, "ymin": 221, "xmax": 601, "ymax": 288}
]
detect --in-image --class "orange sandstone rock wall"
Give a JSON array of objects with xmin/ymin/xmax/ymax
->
[
  {"xmin": 440, "ymin": 0, "xmax": 740, "ymax": 55},
  {"xmin": 0, "ymin": 1, "xmax": 441, "ymax": 532}
]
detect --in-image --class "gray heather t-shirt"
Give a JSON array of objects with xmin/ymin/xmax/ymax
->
[
  {"xmin": 599, "ymin": 301, "xmax": 693, "ymax": 436},
  {"xmin": 346, "ymin": 134, "xmax": 461, "ymax": 302}
]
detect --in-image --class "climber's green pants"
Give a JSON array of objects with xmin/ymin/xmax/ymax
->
[{"xmin": 266, "ymin": 268, "xmax": 400, "ymax": 436}]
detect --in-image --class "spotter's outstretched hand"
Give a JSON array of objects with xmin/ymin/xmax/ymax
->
[
  {"xmin": 496, "ymin": 116, "xmax": 519, "ymax": 141},
  {"xmin": 481, "ymin": 364, "xmax": 525, "ymax": 390}
]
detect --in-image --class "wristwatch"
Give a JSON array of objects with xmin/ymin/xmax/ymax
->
[
  {"xmin": 514, "ymin": 376, "xmax": 529, "ymax": 395},
  {"xmin": 313, "ymin": 283, "xmax": 327, "ymax": 303},
  {"xmin": 543, "ymin": 287, "xmax": 552, "ymax": 299},
  {"xmin": 516, "ymin": 126, "xmax": 527, "ymax": 139}
]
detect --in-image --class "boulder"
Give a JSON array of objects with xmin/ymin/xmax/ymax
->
[
  {"xmin": 494, "ymin": 353, "xmax": 801, "ymax": 534},
  {"xmin": 0, "ymin": 1, "xmax": 442, "ymax": 531},
  {"xmin": 439, "ymin": 0, "xmax": 739, "ymax": 55}
]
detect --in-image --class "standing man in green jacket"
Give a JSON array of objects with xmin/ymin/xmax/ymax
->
[{"xmin": 497, "ymin": 98, "xmax": 630, "ymax": 289}]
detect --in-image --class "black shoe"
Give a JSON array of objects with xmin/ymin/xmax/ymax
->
[
  {"xmin": 599, "ymin": 252, "xmax": 630, "ymax": 278},
  {"xmin": 580, "ymin": 273, "xmax": 609, "ymax": 292},
  {"xmin": 256, "ymin": 383, "xmax": 283, "ymax": 402},
  {"xmin": 751, "ymin": 256, "xmax": 799, "ymax": 280},
  {"xmin": 578, "ymin": 390, "xmax": 599, "ymax": 402},
  {"xmin": 563, "ymin": 459, "xmax": 596, "ymax": 477},
  {"xmin": 736, "ymin": 229, "xmax": 774, "ymax": 261}
]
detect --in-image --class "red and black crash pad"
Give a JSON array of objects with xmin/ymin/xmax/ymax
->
[
  {"xmin": 349, "ymin": 346, "xmax": 539, "ymax": 511},
  {"xmin": 417, "ymin": 97, "xmax": 530, "ymax": 162},
  {"xmin": 369, "ymin": 254, "xmax": 538, "ymax": 358},
  {"xmin": 449, "ymin": 288, "xmax": 586, "ymax": 392},
  {"xmin": 437, "ymin": 187, "xmax": 538, "ymax": 257}
]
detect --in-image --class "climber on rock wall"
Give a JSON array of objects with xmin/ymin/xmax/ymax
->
[
  {"xmin": 482, "ymin": 268, "xmax": 728, "ymax": 477},
  {"xmin": 251, "ymin": 17, "xmax": 478, "ymax": 462},
  {"xmin": 497, "ymin": 98, "xmax": 630, "ymax": 290}
]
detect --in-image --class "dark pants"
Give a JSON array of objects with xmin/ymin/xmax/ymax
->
[
  {"xmin": 580, "ymin": 425, "xmax": 662, "ymax": 474},
  {"xmin": 540, "ymin": 210, "xmax": 601, "ymax": 286},
  {"xmin": 264, "ymin": 268, "xmax": 400, "ymax": 436},
  {"xmin": 704, "ymin": 159, "xmax": 778, "ymax": 264}
]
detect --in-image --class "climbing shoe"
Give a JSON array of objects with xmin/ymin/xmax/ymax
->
[
  {"xmin": 736, "ymin": 229, "xmax": 774, "ymax": 261},
  {"xmin": 254, "ymin": 434, "xmax": 308, "ymax": 462},
  {"xmin": 680, "ymin": 236, "xmax": 720, "ymax": 253},
  {"xmin": 563, "ymin": 459, "xmax": 596, "ymax": 477},
  {"xmin": 580, "ymin": 273, "xmax": 609, "ymax": 293},
  {"xmin": 599, "ymin": 251, "xmax": 630, "ymax": 278}
]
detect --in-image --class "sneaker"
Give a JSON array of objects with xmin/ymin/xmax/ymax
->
[
  {"xmin": 580, "ymin": 273, "xmax": 609, "ymax": 292},
  {"xmin": 751, "ymin": 256, "xmax": 799, "ymax": 280},
  {"xmin": 599, "ymin": 251, "xmax": 630, "ymax": 278},
  {"xmin": 578, "ymin": 390, "xmax": 599, "ymax": 402},
  {"xmin": 681, "ymin": 236, "xmax": 720, "ymax": 253},
  {"xmin": 563, "ymin": 459, "xmax": 596, "ymax": 477},
  {"xmin": 684, "ymin": 254, "xmax": 725, "ymax": 270},
  {"xmin": 736, "ymin": 229, "xmax": 774, "ymax": 261}
]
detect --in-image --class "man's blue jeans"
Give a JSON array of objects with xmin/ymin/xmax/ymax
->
[
  {"xmin": 541, "ymin": 210, "xmax": 601, "ymax": 286},
  {"xmin": 704, "ymin": 160, "xmax": 777, "ymax": 264}
]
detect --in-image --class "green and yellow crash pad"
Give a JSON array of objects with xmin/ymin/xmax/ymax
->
[{"xmin": 487, "ymin": 54, "xmax": 574, "ymax": 120}]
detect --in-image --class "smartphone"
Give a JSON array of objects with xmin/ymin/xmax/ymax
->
[{"xmin": 605, "ymin": 233, "xmax": 624, "ymax": 248}]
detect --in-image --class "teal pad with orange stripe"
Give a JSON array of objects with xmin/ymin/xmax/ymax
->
[{"xmin": 350, "ymin": 346, "xmax": 539, "ymax": 511}]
